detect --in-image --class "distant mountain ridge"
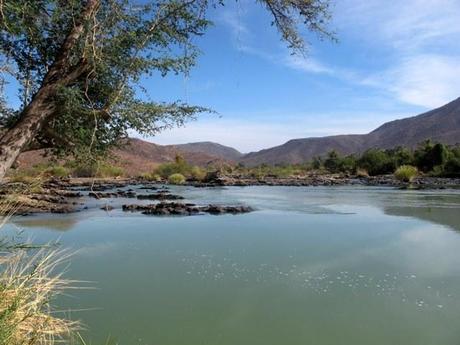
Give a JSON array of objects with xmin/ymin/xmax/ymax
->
[
  {"xmin": 240, "ymin": 97, "xmax": 460, "ymax": 166},
  {"xmin": 167, "ymin": 141, "xmax": 243, "ymax": 161},
  {"xmin": 15, "ymin": 97, "xmax": 460, "ymax": 173}
]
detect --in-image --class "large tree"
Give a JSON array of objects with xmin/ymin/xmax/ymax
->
[{"xmin": 0, "ymin": 0, "xmax": 333, "ymax": 180}]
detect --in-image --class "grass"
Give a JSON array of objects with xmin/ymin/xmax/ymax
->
[
  {"xmin": 0, "ymin": 247, "xmax": 78, "ymax": 345},
  {"xmin": 394, "ymin": 165, "xmax": 418, "ymax": 182},
  {"xmin": 0, "ymin": 197, "xmax": 79, "ymax": 345},
  {"xmin": 168, "ymin": 173, "xmax": 186, "ymax": 185}
]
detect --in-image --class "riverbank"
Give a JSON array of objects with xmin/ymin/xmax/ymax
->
[{"xmin": 1, "ymin": 174, "xmax": 460, "ymax": 215}]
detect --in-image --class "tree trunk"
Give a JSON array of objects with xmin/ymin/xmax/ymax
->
[
  {"xmin": 0, "ymin": 86, "xmax": 57, "ymax": 179},
  {"xmin": 0, "ymin": 0, "xmax": 99, "ymax": 181}
]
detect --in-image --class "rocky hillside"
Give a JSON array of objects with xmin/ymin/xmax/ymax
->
[
  {"xmin": 15, "ymin": 138, "xmax": 231, "ymax": 176},
  {"xmin": 167, "ymin": 141, "xmax": 243, "ymax": 161},
  {"xmin": 240, "ymin": 97, "xmax": 460, "ymax": 166},
  {"xmin": 14, "ymin": 97, "xmax": 460, "ymax": 172}
]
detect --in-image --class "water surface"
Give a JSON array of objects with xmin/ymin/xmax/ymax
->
[{"xmin": 6, "ymin": 186, "xmax": 460, "ymax": 345}]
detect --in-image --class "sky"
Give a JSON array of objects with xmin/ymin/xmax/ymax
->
[
  {"xmin": 3, "ymin": 0, "xmax": 460, "ymax": 153},
  {"xmin": 144, "ymin": 0, "xmax": 460, "ymax": 153}
]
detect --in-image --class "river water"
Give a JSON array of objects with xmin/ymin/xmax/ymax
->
[{"xmin": 6, "ymin": 185, "xmax": 460, "ymax": 345}]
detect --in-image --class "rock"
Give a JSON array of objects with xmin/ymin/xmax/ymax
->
[
  {"xmin": 121, "ymin": 202, "xmax": 253, "ymax": 216},
  {"xmin": 136, "ymin": 192, "xmax": 184, "ymax": 200},
  {"xmin": 88, "ymin": 190, "xmax": 136, "ymax": 199}
]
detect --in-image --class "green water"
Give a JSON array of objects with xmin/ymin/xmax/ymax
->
[{"xmin": 7, "ymin": 186, "xmax": 460, "ymax": 345}]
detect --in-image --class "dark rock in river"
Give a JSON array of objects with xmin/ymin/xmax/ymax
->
[
  {"xmin": 122, "ymin": 202, "xmax": 253, "ymax": 216},
  {"xmin": 88, "ymin": 190, "xmax": 137, "ymax": 199},
  {"xmin": 136, "ymin": 192, "xmax": 184, "ymax": 200}
]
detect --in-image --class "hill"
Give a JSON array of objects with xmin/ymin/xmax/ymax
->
[
  {"xmin": 167, "ymin": 142, "xmax": 243, "ymax": 161},
  {"xmin": 15, "ymin": 138, "xmax": 230, "ymax": 176},
  {"xmin": 240, "ymin": 97, "xmax": 460, "ymax": 166}
]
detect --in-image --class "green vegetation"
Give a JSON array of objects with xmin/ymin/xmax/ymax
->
[
  {"xmin": 0, "ymin": 0, "xmax": 334, "ymax": 180},
  {"xmin": 7, "ymin": 161, "xmax": 125, "ymax": 180},
  {"xmin": 190, "ymin": 166, "xmax": 207, "ymax": 181},
  {"xmin": 154, "ymin": 155, "xmax": 207, "ymax": 181},
  {"xmin": 66, "ymin": 161, "xmax": 124, "ymax": 178},
  {"xmin": 168, "ymin": 173, "xmax": 186, "ymax": 185},
  {"xmin": 241, "ymin": 141, "xmax": 460, "ymax": 179},
  {"xmin": 394, "ymin": 165, "xmax": 418, "ymax": 182}
]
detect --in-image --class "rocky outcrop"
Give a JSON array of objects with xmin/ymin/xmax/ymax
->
[{"xmin": 122, "ymin": 202, "xmax": 254, "ymax": 216}]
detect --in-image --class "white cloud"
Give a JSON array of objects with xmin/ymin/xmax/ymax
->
[
  {"xmin": 318, "ymin": 0, "xmax": 460, "ymax": 108},
  {"xmin": 284, "ymin": 55, "xmax": 334, "ymax": 75},
  {"xmin": 141, "ymin": 110, "xmax": 408, "ymax": 152},
  {"xmin": 365, "ymin": 54, "xmax": 460, "ymax": 108}
]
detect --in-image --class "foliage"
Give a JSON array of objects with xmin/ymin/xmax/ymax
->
[
  {"xmin": 65, "ymin": 161, "xmax": 124, "ymax": 178},
  {"xmin": 394, "ymin": 165, "xmax": 418, "ymax": 182},
  {"xmin": 0, "ymin": 0, "xmax": 334, "ymax": 164},
  {"xmin": 414, "ymin": 141, "xmax": 449, "ymax": 172},
  {"xmin": 168, "ymin": 173, "xmax": 185, "ymax": 185},
  {"xmin": 324, "ymin": 150, "xmax": 357, "ymax": 174},
  {"xmin": 357, "ymin": 149, "xmax": 395, "ymax": 176},
  {"xmin": 154, "ymin": 154, "xmax": 192, "ymax": 178},
  {"xmin": 241, "ymin": 142, "xmax": 460, "ymax": 178},
  {"xmin": 44, "ymin": 165, "xmax": 70, "ymax": 178},
  {"xmin": 190, "ymin": 166, "xmax": 206, "ymax": 181},
  {"xmin": 139, "ymin": 172, "xmax": 162, "ymax": 181}
]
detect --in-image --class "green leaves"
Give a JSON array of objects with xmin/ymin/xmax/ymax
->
[{"xmin": 0, "ymin": 0, "xmax": 334, "ymax": 162}]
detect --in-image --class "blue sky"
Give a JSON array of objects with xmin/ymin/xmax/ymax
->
[
  {"xmin": 146, "ymin": 0, "xmax": 460, "ymax": 152},
  {"xmin": 3, "ymin": 0, "xmax": 460, "ymax": 153}
]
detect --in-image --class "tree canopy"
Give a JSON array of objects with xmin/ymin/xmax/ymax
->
[{"xmin": 0, "ymin": 0, "xmax": 333, "ymax": 179}]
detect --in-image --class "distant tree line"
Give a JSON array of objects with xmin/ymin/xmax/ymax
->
[{"xmin": 236, "ymin": 141, "xmax": 460, "ymax": 178}]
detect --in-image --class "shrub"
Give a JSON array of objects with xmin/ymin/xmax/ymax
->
[
  {"xmin": 44, "ymin": 165, "xmax": 70, "ymax": 178},
  {"xmin": 441, "ymin": 158, "xmax": 460, "ymax": 177},
  {"xmin": 394, "ymin": 165, "xmax": 418, "ymax": 182},
  {"xmin": 414, "ymin": 141, "xmax": 449, "ymax": 172},
  {"xmin": 154, "ymin": 154, "xmax": 191, "ymax": 178},
  {"xmin": 66, "ymin": 161, "xmax": 124, "ymax": 178},
  {"xmin": 139, "ymin": 172, "xmax": 162, "ymax": 181},
  {"xmin": 97, "ymin": 164, "xmax": 124, "ymax": 178},
  {"xmin": 168, "ymin": 173, "xmax": 186, "ymax": 185},
  {"xmin": 355, "ymin": 168, "xmax": 369, "ymax": 177},
  {"xmin": 190, "ymin": 166, "xmax": 206, "ymax": 181},
  {"xmin": 358, "ymin": 149, "xmax": 395, "ymax": 176}
]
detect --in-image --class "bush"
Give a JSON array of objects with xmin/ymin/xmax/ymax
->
[
  {"xmin": 97, "ymin": 164, "xmax": 124, "ymax": 178},
  {"xmin": 394, "ymin": 165, "xmax": 418, "ymax": 182},
  {"xmin": 358, "ymin": 149, "xmax": 395, "ymax": 176},
  {"xmin": 154, "ymin": 154, "xmax": 191, "ymax": 178},
  {"xmin": 414, "ymin": 141, "xmax": 449, "ymax": 172},
  {"xmin": 168, "ymin": 173, "xmax": 186, "ymax": 185},
  {"xmin": 44, "ymin": 165, "xmax": 70, "ymax": 178},
  {"xmin": 66, "ymin": 161, "xmax": 124, "ymax": 178},
  {"xmin": 190, "ymin": 166, "xmax": 206, "ymax": 181},
  {"xmin": 139, "ymin": 172, "xmax": 162, "ymax": 181},
  {"xmin": 355, "ymin": 168, "xmax": 369, "ymax": 177},
  {"xmin": 441, "ymin": 158, "xmax": 460, "ymax": 177}
]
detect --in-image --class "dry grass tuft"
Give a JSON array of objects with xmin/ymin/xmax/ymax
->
[
  {"xmin": 1, "ymin": 198, "xmax": 80, "ymax": 345},
  {"xmin": 0, "ymin": 247, "xmax": 80, "ymax": 345}
]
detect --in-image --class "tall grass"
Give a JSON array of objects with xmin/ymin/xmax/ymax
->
[{"xmin": 0, "ymin": 202, "xmax": 79, "ymax": 345}]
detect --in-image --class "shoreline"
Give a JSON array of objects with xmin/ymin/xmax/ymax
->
[{"xmin": 2, "ymin": 174, "xmax": 460, "ymax": 216}]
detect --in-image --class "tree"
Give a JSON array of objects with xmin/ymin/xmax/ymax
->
[
  {"xmin": 0, "ymin": 0, "xmax": 334, "ymax": 180},
  {"xmin": 357, "ymin": 149, "xmax": 395, "ymax": 176},
  {"xmin": 414, "ymin": 140, "xmax": 449, "ymax": 172}
]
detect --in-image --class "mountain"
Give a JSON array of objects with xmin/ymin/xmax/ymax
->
[
  {"xmin": 168, "ymin": 142, "xmax": 243, "ymax": 161},
  {"xmin": 240, "ymin": 97, "xmax": 460, "ymax": 166},
  {"xmin": 15, "ymin": 138, "xmax": 230, "ymax": 176},
  {"xmin": 14, "ymin": 97, "xmax": 460, "ymax": 173}
]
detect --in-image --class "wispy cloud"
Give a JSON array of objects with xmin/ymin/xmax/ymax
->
[
  {"xmin": 334, "ymin": 0, "xmax": 460, "ymax": 107},
  {"xmin": 363, "ymin": 54, "xmax": 460, "ymax": 108},
  {"xmin": 219, "ymin": 0, "xmax": 460, "ymax": 109}
]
